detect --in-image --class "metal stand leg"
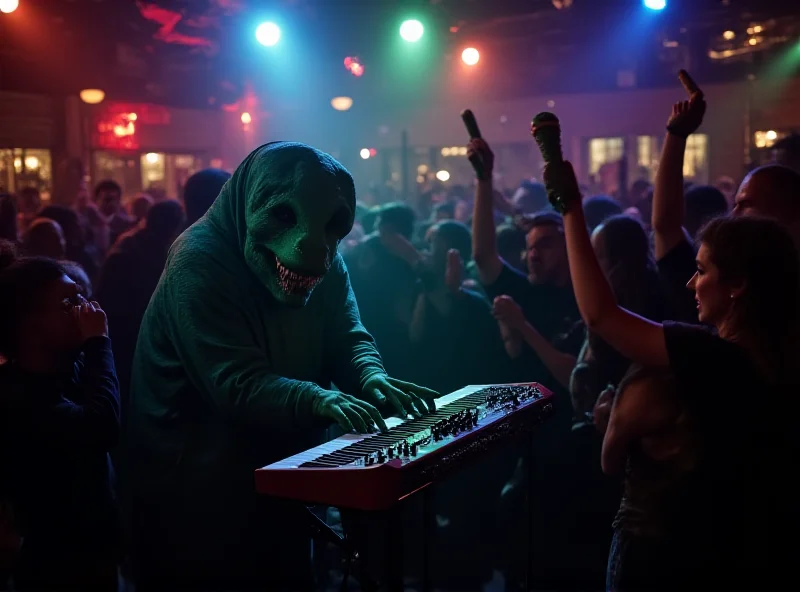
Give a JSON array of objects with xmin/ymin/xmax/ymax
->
[
  {"xmin": 305, "ymin": 507, "xmax": 379, "ymax": 592},
  {"xmin": 385, "ymin": 505, "xmax": 405, "ymax": 592},
  {"xmin": 421, "ymin": 488, "xmax": 433, "ymax": 592},
  {"xmin": 525, "ymin": 432, "xmax": 534, "ymax": 592}
]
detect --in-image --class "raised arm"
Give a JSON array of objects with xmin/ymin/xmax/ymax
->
[
  {"xmin": 652, "ymin": 78, "xmax": 706, "ymax": 259},
  {"xmin": 468, "ymin": 139, "xmax": 504, "ymax": 284},
  {"xmin": 546, "ymin": 161, "xmax": 670, "ymax": 370}
]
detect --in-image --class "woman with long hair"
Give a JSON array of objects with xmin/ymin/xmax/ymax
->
[{"xmin": 542, "ymin": 159, "xmax": 798, "ymax": 590}]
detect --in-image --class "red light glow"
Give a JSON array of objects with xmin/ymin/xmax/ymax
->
[{"xmin": 344, "ymin": 56, "xmax": 365, "ymax": 77}]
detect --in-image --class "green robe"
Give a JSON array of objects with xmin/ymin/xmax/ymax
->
[{"xmin": 127, "ymin": 142, "xmax": 385, "ymax": 587}]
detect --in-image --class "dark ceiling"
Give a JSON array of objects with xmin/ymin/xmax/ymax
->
[{"xmin": 0, "ymin": 0, "xmax": 798, "ymax": 108}]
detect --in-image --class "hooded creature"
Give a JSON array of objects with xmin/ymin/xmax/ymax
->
[{"xmin": 128, "ymin": 142, "xmax": 435, "ymax": 590}]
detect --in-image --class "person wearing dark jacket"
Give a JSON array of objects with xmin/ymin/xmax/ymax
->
[
  {"xmin": 94, "ymin": 200, "xmax": 185, "ymax": 412},
  {"xmin": 0, "ymin": 241, "xmax": 121, "ymax": 591}
]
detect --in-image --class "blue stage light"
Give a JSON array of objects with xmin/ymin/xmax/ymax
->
[
  {"xmin": 643, "ymin": 0, "xmax": 667, "ymax": 10},
  {"xmin": 256, "ymin": 22, "xmax": 281, "ymax": 47}
]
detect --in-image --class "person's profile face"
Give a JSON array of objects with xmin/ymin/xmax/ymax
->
[
  {"xmin": 686, "ymin": 242, "xmax": 732, "ymax": 327},
  {"xmin": 25, "ymin": 274, "xmax": 84, "ymax": 354}
]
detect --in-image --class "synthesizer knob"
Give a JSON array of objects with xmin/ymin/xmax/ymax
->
[
  {"xmin": 410, "ymin": 443, "xmax": 418, "ymax": 456},
  {"xmin": 377, "ymin": 450, "xmax": 387, "ymax": 463},
  {"xmin": 403, "ymin": 442, "xmax": 410, "ymax": 456},
  {"xmin": 387, "ymin": 446, "xmax": 394, "ymax": 458}
]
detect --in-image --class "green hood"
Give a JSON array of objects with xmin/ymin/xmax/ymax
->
[{"xmin": 205, "ymin": 141, "xmax": 356, "ymax": 307}]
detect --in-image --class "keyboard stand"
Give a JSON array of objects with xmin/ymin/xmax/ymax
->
[{"xmin": 304, "ymin": 506, "xmax": 379, "ymax": 592}]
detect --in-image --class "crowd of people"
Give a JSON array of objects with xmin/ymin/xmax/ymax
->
[{"xmin": 0, "ymin": 79, "xmax": 798, "ymax": 592}]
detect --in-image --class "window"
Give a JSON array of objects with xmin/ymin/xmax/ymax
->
[
  {"xmin": 141, "ymin": 152, "xmax": 166, "ymax": 190},
  {"xmin": 636, "ymin": 136, "xmax": 660, "ymax": 182},
  {"xmin": 754, "ymin": 130, "xmax": 784, "ymax": 149},
  {"xmin": 683, "ymin": 134, "xmax": 708, "ymax": 182},
  {"xmin": 589, "ymin": 138, "xmax": 624, "ymax": 174},
  {"xmin": 0, "ymin": 149, "xmax": 53, "ymax": 200}
]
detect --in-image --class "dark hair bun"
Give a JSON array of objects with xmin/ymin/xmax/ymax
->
[{"xmin": 0, "ymin": 239, "xmax": 18, "ymax": 270}]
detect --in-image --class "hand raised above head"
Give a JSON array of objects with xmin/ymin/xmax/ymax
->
[
  {"xmin": 667, "ymin": 70, "xmax": 706, "ymax": 138},
  {"xmin": 542, "ymin": 160, "xmax": 582, "ymax": 208},
  {"xmin": 466, "ymin": 138, "xmax": 495, "ymax": 177}
]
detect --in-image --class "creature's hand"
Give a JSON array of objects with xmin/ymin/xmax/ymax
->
[
  {"xmin": 542, "ymin": 160, "xmax": 582, "ymax": 210},
  {"xmin": 444, "ymin": 249, "xmax": 464, "ymax": 293},
  {"xmin": 467, "ymin": 138, "xmax": 495, "ymax": 177},
  {"xmin": 492, "ymin": 295, "xmax": 526, "ymax": 330},
  {"xmin": 74, "ymin": 299, "xmax": 108, "ymax": 340},
  {"xmin": 379, "ymin": 230, "xmax": 423, "ymax": 267},
  {"xmin": 593, "ymin": 385, "xmax": 615, "ymax": 436},
  {"xmin": 363, "ymin": 375, "xmax": 438, "ymax": 419},
  {"xmin": 666, "ymin": 80, "xmax": 705, "ymax": 139},
  {"xmin": 312, "ymin": 390, "xmax": 387, "ymax": 434}
]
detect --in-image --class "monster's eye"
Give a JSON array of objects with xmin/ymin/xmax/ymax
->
[
  {"xmin": 327, "ymin": 207, "xmax": 352, "ymax": 239},
  {"xmin": 271, "ymin": 204, "xmax": 296, "ymax": 226}
]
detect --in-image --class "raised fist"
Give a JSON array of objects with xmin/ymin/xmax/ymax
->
[
  {"xmin": 666, "ymin": 77, "xmax": 706, "ymax": 139},
  {"xmin": 542, "ymin": 160, "xmax": 582, "ymax": 208},
  {"xmin": 466, "ymin": 138, "xmax": 495, "ymax": 178}
]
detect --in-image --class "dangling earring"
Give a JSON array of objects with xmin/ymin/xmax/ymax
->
[{"xmin": 730, "ymin": 294, "xmax": 735, "ymax": 299}]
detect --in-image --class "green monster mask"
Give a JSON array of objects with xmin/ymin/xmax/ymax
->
[{"xmin": 205, "ymin": 142, "xmax": 356, "ymax": 307}]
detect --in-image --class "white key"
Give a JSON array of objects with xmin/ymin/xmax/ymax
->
[{"xmin": 264, "ymin": 385, "xmax": 489, "ymax": 469}]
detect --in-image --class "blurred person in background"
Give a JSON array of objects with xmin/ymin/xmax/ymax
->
[
  {"xmin": 182, "ymin": 168, "xmax": 231, "ymax": 228},
  {"xmin": 714, "ymin": 176, "xmax": 737, "ymax": 208},
  {"xmin": 38, "ymin": 205, "xmax": 101, "ymax": 283},
  {"xmin": 684, "ymin": 185, "xmax": 728, "ymax": 239},
  {"xmin": 22, "ymin": 218, "xmax": 65, "ymax": 260},
  {"xmin": 772, "ymin": 133, "xmax": 800, "ymax": 173},
  {"xmin": 16, "ymin": 188, "xmax": 41, "ymax": 232},
  {"xmin": 512, "ymin": 180, "xmax": 550, "ymax": 214},
  {"xmin": 95, "ymin": 200, "xmax": 186, "ymax": 419},
  {"xmin": 583, "ymin": 195, "xmax": 623, "ymax": 233},
  {"xmin": 0, "ymin": 194, "xmax": 18, "ymax": 244},
  {"xmin": 129, "ymin": 194, "xmax": 153, "ymax": 225},
  {"xmin": 94, "ymin": 180, "xmax": 133, "ymax": 247}
]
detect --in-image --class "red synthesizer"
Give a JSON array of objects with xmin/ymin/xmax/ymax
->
[{"xmin": 255, "ymin": 383, "xmax": 554, "ymax": 511}]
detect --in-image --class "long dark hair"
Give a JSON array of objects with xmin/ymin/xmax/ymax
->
[{"xmin": 698, "ymin": 215, "xmax": 800, "ymax": 384}]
